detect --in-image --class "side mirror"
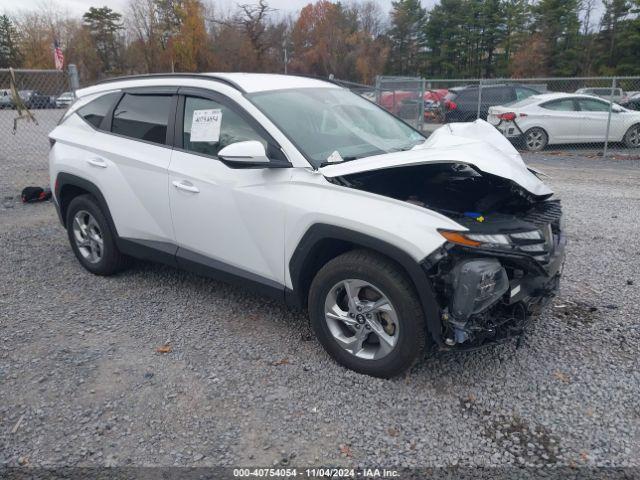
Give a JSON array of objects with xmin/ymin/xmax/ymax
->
[
  {"xmin": 218, "ymin": 140, "xmax": 270, "ymax": 166},
  {"xmin": 612, "ymin": 106, "xmax": 624, "ymax": 113}
]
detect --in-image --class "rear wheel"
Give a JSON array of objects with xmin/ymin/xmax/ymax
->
[
  {"xmin": 66, "ymin": 194, "xmax": 129, "ymax": 275},
  {"xmin": 623, "ymin": 124, "xmax": 640, "ymax": 148},
  {"xmin": 524, "ymin": 127, "xmax": 548, "ymax": 152},
  {"xmin": 308, "ymin": 250, "xmax": 426, "ymax": 378}
]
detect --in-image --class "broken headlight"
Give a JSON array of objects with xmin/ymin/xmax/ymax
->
[{"xmin": 439, "ymin": 230, "xmax": 511, "ymax": 248}]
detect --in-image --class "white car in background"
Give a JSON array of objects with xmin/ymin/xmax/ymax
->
[{"xmin": 487, "ymin": 93, "xmax": 640, "ymax": 151}]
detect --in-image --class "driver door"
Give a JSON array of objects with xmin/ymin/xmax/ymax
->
[{"xmin": 168, "ymin": 89, "xmax": 290, "ymax": 292}]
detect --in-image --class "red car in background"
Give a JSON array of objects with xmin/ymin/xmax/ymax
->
[{"xmin": 378, "ymin": 89, "xmax": 449, "ymax": 122}]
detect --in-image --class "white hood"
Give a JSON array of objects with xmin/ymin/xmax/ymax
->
[{"xmin": 319, "ymin": 120, "xmax": 553, "ymax": 197}]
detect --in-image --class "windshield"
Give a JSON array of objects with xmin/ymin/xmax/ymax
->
[{"xmin": 248, "ymin": 88, "xmax": 425, "ymax": 167}]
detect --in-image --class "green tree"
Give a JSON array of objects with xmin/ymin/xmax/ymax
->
[
  {"xmin": 532, "ymin": 0, "xmax": 582, "ymax": 75},
  {"xmin": 387, "ymin": 0, "xmax": 426, "ymax": 75},
  {"xmin": 82, "ymin": 7, "xmax": 123, "ymax": 74},
  {"xmin": 0, "ymin": 14, "xmax": 22, "ymax": 68},
  {"xmin": 597, "ymin": 0, "xmax": 632, "ymax": 72}
]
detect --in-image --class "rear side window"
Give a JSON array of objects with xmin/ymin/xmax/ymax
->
[
  {"xmin": 578, "ymin": 98, "xmax": 610, "ymax": 112},
  {"xmin": 482, "ymin": 87, "xmax": 513, "ymax": 104},
  {"xmin": 112, "ymin": 94, "xmax": 173, "ymax": 145},
  {"xmin": 541, "ymin": 99, "xmax": 577, "ymax": 111},
  {"xmin": 77, "ymin": 92, "xmax": 120, "ymax": 129}
]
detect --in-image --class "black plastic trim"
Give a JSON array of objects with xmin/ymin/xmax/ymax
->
[
  {"xmin": 287, "ymin": 224, "xmax": 443, "ymax": 345},
  {"xmin": 176, "ymin": 248, "xmax": 284, "ymax": 301},
  {"xmin": 55, "ymin": 173, "xmax": 118, "ymax": 235},
  {"xmin": 118, "ymin": 238, "xmax": 178, "ymax": 268}
]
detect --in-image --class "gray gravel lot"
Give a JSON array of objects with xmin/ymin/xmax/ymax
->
[{"xmin": 1, "ymin": 155, "xmax": 639, "ymax": 472}]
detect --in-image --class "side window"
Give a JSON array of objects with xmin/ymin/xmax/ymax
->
[
  {"xmin": 515, "ymin": 87, "xmax": 536, "ymax": 101},
  {"xmin": 77, "ymin": 92, "xmax": 120, "ymax": 129},
  {"xmin": 578, "ymin": 98, "xmax": 610, "ymax": 112},
  {"xmin": 541, "ymin": 99, "xmax": 576, "ymax": 111},
  {"xmin": 182, "ymin": 96, "xmax": 267, "ymax": 158},
  {"xmin": 112, "ymin": 93, "xmax": 173, "ymax": 144}
]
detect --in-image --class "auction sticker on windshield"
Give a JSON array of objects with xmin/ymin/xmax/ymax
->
[{"xmin": 191, "ymin": 108, "xmax": 222, "ymax": 142}]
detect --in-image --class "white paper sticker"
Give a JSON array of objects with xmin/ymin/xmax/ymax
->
[
  {"xmin": 326, "ymin": 150, "xmax": 343, "ymax": 163},
  {"xmin": 190, "ymin": 109, "xmax": 222, "ymax": 142}
]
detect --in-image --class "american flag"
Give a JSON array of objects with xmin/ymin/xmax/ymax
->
[{"xmin": 53, "ymin": 39, "xmax": 64, "ymax": 71}]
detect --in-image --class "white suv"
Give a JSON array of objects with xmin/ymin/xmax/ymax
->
[{"xmin": 49, "ymin": 73, "xmax": 565, "ymax": 377}]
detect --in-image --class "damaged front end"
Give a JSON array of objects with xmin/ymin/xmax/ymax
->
[
  {"xmin": 427, "ymin": 197, "xmax": 565, "ymax": 348},
  {"xmin": 330, "ymin": 161, "xmax": 566, "ymax": 350}
]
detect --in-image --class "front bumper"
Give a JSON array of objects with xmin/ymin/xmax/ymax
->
[{"xmin": 424, "ymin": 215, "xmax": 566, "ymax": 350}]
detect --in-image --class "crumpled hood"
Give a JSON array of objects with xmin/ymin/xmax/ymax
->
[{"xmin": 319, "ymin": 119, "xmax": 553, "ymax": 197}]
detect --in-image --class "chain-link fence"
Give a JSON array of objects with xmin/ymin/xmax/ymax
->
[
  {"xmin": 362, "ymin": 75, "xmax": 640, "ymax": 159},
  {"xmin": 2, "ymin": 71, "xmax": 640, "ymax": 202},
  {"xmin": 0, "ymin": 68, "xmax": 76, "ymax": 201}
]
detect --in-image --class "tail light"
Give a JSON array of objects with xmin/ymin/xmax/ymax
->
[
  {"xmin": 497, "ymin": 112, "xmax": 517, "ymax": 121},
  {"xmin": 445, "ymin": 101, "xmax": 457, "ymax": 111}
]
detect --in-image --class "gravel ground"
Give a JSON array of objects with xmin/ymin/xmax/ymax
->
[{"xmin": 0, "ymin": 155, "xmax": 639, "ymax": 472}]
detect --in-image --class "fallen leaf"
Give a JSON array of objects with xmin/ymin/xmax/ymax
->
[
  {"xmin": 272, "ymin": 358, "xmax": 290, "ymax": 366},
  {"xmin": 11, "ymin": 414, "xmax": 24, "ymax": 434},
  {"xmin": 553, "ymin": 371, "xmax": 570, "ymax": 383},
  {"xmin": 156, "ymin": 344, "xmax": 172, "ymax": 354},
  {"xmin": 339, "ymin": 444, "xmax": 352, "ymax": 458},
  {"xmin": 580, "ymin": 451, "xmax": 589, "ymax": 462},
  {"xmin": 387, "ymin": 427, "xmax": 399, "ymax": 437}
]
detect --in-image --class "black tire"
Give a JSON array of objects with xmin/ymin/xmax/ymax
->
[
  {"xmin": 308, "ymin": 249, "xmax": 426, "ymax": 378},
  {"xmin": 524, "ymin": 127, "xmax": 548, "ymax": 152},
  {"xmin": 623, "ymin": 124, "xmax": 640, "ymax": 149},
  {"xmin": 65, "ymin": 194, "xmax": 129, "ymax": 275}
]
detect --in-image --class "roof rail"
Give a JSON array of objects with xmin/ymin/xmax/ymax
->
[{"xmin": 94, "ymin": 73, "xmax": 246, "ymax": 93}]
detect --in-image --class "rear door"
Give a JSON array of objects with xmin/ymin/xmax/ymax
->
[
  {"xmin": 537, "ymin": 98, "xmax": 581, "ymax": 142},
  {"xmin": 576, "ymin": 97, "xmax": 611, "ymax": 141},
  {"xmin": 79, "ymin": 88, "xmax": 177, "ymax": 247}
]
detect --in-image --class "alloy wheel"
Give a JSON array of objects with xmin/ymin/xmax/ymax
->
[
  {"xmin": 526, "ymin": 129, "xmax": 545, "ymax": 151},
  {"xmin": 72, "ymin": 210, "xmax": 104, "ymax": 264},
  {"xmin": 323, "ymin": 279, "xmax": 400, "ymax": 360}
]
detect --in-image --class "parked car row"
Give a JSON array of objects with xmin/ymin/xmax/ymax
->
[
  {"xmin": 376, "ymin": 83, "xmax": 640, "ymax": 150},
  {"xmin": 0, "ymin": 89, "xmax": 74, "ymax": 109}
]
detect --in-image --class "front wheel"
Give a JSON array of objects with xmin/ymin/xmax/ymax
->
[
  {"xmin": 308, "ymin": 250, "xmax": 426, "ymax": 378},
  {"xmin": 623, "ymin": 124, "xmax": 640, "ymax": 148},
  {"xmin": 524, "ymin": 127, "xmax": 548, "ymax": 152}
]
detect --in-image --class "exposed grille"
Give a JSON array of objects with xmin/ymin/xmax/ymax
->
[
  {"xmin": 521, "ymin": 200, "xmax": 562, "ymax": 232},
  {"xmin": 509, "ymin": 223, "xmax": 554, "ymax": 264}
]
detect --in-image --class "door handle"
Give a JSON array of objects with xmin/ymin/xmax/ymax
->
[
  {"xmin": 172, "ymin": 180, "xmax": 199, "ymax": 193},
  {"xmin": 86, "ymin": 157, "xmax": 107, "ymax": 168}
]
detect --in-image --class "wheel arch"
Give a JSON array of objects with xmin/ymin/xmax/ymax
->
[
  {"xmin": 287, "ymin": 224, "xmax": 443, "ymax": 345},
  {"xmin": 55, "ymin": 173, "xmax": 118, "ymax": 236}
]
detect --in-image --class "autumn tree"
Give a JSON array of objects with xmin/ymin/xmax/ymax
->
[{"xmin": 173, "ymin": 0, "xmax": 210, "ymax": 71}]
